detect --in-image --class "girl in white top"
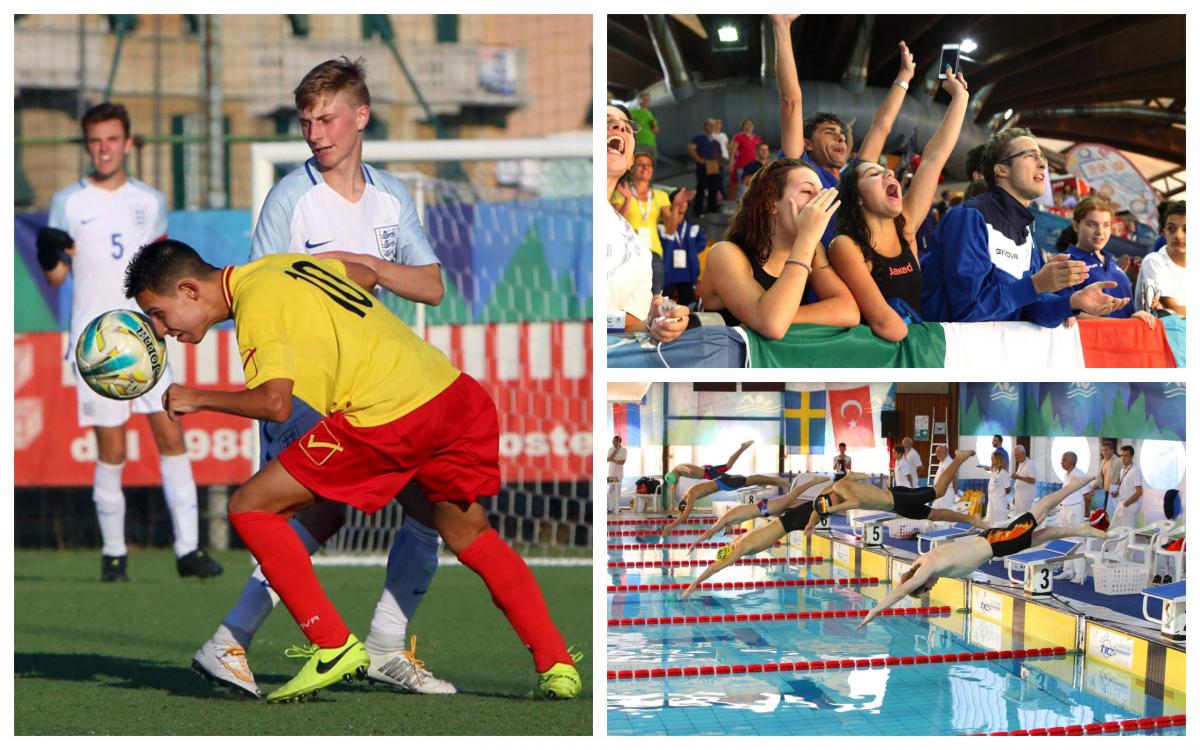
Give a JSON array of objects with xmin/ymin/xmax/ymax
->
[
  {"xmin": 985, "ymin": 450, "xmax": 1012, "ymax": 526},
  {"xmin": 606, "ymin": 102, "xmax": 688, "ymax": 341}
]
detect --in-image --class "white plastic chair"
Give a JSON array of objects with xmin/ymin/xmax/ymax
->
[
  {"xmin": 1081, "ymin": 527, "xmax": 1132, "ymax": 580},
  {"xmin": 1155, "ymin": 522, "xmax": 1186, "ymax": 582},
  {"xmin": 1126, "ymin": 520, "xmax": 1175, "ymax": 584}
]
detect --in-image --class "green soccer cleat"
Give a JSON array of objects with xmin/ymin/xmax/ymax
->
[
  {"xmin": 266, "ymin": 634, "xmax": 370, "ymax": 703},
  {"xmin": 538, "ymin": 646, "xmax": 584, "ymax": 700}
]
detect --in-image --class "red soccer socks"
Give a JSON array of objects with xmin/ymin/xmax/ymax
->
[
  {"xmin": 458, "ymin": 529, "xmax": 572, "ymax": 672},
  {"xmin": 228, "ymin": 511, "xmax": 350, "ymax": 648}
]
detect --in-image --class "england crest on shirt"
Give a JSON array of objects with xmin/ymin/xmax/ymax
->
[
  {"xmin": 132, "ymin": 204, "xmax": 147, "ymax": 228},
  {"xmin": 374, "ymin": 224, "xmax": 399, "ymax": 261}
]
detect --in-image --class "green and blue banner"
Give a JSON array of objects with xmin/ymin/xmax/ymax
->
[{"xmin": 961, "ymin": 382, "xmax": 1185, "ymax": 440}]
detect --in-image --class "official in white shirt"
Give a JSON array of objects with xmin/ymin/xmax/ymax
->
[
  {"xmin": 1010, "ymin": 444, "xmax": 1038, "ymax": 515},
  {"xmin": 902, "ymin": 436, "xmax": 924, "ymax": 476},
  {"xmin": 1111, "ymin": 445, "xmax": 1145, "ymax": 529},
  {"xmin": 891, "ymin": 444, "xmax": 916, "ymax": 488},
  {"xmin": 607, "ymin": 436, "xmax": 628, "ymax": 484},
  {"xmin": 985, "ymin": 450, "xmax": 1011, "ymax": 525},
  {"xmin": 930, "ymin": 445, "xmax": 959, "ymax": 509},
  {"xmin": 1054, "ymin": 452, "xmax": 1090, "ymax": 583}
]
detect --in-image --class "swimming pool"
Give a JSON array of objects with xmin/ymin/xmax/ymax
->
[{"xmin": 606, "ymin": 525, "xmax": 1186, "ymax": 736}]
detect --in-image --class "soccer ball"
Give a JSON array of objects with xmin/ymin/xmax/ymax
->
[{"xmin": 75, "ymin": 310, "xmax": 168, "ymax": 400}]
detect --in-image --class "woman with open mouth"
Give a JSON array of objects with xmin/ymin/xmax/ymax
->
[
  {"xmin": 698, "ymin": 158, "xmax": 859, "ymax": 340},
  {"xmin": 828, "ymin": 69, "xmax": 970, "ymax": 342},
  {"xmin": 606, "ymin": 101, "xmax": 689, "ymax": 342}
]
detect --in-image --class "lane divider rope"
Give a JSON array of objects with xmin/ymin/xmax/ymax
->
[
  {"xmin": 608, "ymin": 541, "xmax": 785, "ymax": 550},
  {"xmin": 970, "ymin": 715, "xmax": 1185, "ymax": 736},
  {"xmin": 608, "ymin": 556, "xmax": 823, "ymax": 568},
  {"xmin": 609, "ymin": 527, "xmax": 748, "ymax": 537},
  {"xmin": 607, "ymin": 576, "xmax": 879, "ymax": 592},
  {"xmin": 606, "ymin": 646, "xmax": 1069, "ymax": 680},
  {"xmin": 609, "ymin": 517, "xmax": 717, "ymax": 525},
  {"xmin": 608, "ymin": 605, "xmax": 952, "ymax": 627}
]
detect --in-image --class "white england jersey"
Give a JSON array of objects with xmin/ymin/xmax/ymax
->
[
  {"xmin": 48, "ymin": 178, "xmax": 168, "ymax": 347},
  {"xmin": 250, "ymin": 159, "xmax": 438, "ymax": 266}
]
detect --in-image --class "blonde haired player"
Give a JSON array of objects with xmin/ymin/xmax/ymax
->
[
  {"xmin": 192, "ymin": 57, "xmax": 457, "ymax": 698},
  {"xmin": 38, "ymin": 102, "xmax": 221, "ymax": 583}
]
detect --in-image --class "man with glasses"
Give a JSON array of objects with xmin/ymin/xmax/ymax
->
[{"xmin": 922, "ymin": 128, "xmax": 1127, "ymax": 326}]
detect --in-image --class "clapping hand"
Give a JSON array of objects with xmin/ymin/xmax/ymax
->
[{"xmin": 1071, "ymin": 280, "xmax": 1130, "ymax": 317}]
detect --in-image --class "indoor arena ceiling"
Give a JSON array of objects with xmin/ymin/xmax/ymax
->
[{"xmin": 609, "ymin": 14, "xmax": 1185, "ymax": 175}]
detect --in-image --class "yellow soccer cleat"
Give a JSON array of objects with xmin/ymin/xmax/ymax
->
[
  {"xmin": 266, "ymin": 633, "xmax": 370, "ymax": 703},
  {"xmin": 538, "ymin": 646, "xmax": 584, "ymax": 700}
]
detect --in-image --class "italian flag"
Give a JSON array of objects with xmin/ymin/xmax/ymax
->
[{"xmin": 745, "ymin": 317, "xmax": 1181, "ymax": 368}]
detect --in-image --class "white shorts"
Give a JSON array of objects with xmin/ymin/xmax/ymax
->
[{"xmin": 74, "ymin": 360, "xmax": 176, "ymax": 428}]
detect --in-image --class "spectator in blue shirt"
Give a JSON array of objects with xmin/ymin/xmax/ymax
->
[
  {"xmin": 920, "ymin": 127, "xmax": 1128, "ymax": 326},
  {"xmin": 1062, "ymin": 196, "xmax": 1157, "ymax": 327},
  {"xmin": 659, "ymin": 187, "xmax": 705, "ymax": 306},
  {"xmin": 687, "ymin": 119, "xmax": 724, "ymax": 216}
]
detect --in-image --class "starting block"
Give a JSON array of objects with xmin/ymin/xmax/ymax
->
[
  {"xmin": 1142, "ymin": 580, "xmax": 1186, "ymax": 641},
  {"xmin": 855, "ymin": 512, "xmax": 897, "ymax": 547}
]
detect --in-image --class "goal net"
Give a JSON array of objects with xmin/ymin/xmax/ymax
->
[{"xmin": 249, "ymin": 135, "xmax": 593, "ymax": 560}]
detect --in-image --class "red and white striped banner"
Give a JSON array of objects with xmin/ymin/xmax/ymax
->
[{"xmin": 14, "ymin": 321, "xmax": 591, "ymax": 486}]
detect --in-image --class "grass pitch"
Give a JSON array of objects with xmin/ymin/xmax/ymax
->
[{"xmin": 14, "ymin": 549, "xmax": 591, "ymax": 735}]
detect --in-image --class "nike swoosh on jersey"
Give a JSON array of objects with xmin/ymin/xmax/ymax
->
[
  {"xmin": 316, "ymin": 644, "xmax": 355, "ymax": 674},
  {"xmin": 304, "ymin": 239, "xmax": 333, "ymax": 249},
  {"xmin": 80, "ymin": 217, "xmax": 98, "ymax": 224}
]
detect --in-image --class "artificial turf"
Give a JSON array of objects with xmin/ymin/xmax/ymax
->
[{"xmin": 14, "ymin": 549, "xmax": 591, "ymax": 735}]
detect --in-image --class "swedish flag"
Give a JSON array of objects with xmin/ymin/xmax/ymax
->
[{"xmin": 784, "ymin": 390, "xmax": 826, "ymax": 455}]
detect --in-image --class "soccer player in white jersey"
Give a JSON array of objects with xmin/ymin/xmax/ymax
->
[
  {"xmin": 192, "ymin": 58, "xmax": 456, "ymax": 698},
  {"xmin": 38, "ymin": 103, "xmax": 222, "ymax": 583}
]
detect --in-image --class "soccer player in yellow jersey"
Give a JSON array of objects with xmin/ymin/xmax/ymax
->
[{"xmin": 123, "ymin": 239, "xmax": 581, "ymax": 703}]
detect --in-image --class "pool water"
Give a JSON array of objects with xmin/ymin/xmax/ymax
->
[{"xmin": 607, "ymin": 543, "xmax": 1186, "ymax": 736}]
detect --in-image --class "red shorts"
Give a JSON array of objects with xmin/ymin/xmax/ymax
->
[{"xmin": 278, "ymin": 374, "xmax": 501, "ymax": 514}]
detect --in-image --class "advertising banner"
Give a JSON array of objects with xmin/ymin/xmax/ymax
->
[{"xmin": 15, "ymin": 322, "xmax": 592, "ymax": 486}]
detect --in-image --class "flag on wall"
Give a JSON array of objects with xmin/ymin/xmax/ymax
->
[
  {"xmin": 829, "ymin": 385, "xmax": 875, "ymax": 448},
  {"xmin": 612, "ymin": 403, "xmax": 641, "ymax": 447},
  {"xmin": 784, "ymin": 390, "xmax": 826, "ymax": 454}
]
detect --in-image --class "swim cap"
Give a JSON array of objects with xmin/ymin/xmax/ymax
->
[
  {"xmin": 815, "ymin": 493, "xmax": 832, "ymax": 520},
  {"xmin": 715, "ymin": 545, "xmax": 732, "ymax": 562},
  {"xmin": 664, "ymin": 470, "xmax": 678, "ymax": 485}
]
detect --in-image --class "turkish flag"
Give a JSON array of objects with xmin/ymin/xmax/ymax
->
[{"xmin": 829, "ymin": 385, "xmax": 875, "ymax": 448}]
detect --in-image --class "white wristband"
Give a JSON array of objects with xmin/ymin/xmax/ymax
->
[{"xmin": 894, "ymin": 79, "xmax": 909, "ymax": 91}]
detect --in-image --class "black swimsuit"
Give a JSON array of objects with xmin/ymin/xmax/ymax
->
[
  {"xmin": 715, "ymin": 264, "xmax": 780, "ymax": 327},
  {"xmin": 984, "ymin": 512, "xmax": 1038, "ymax": 558},
  {"xmin": 869, "ymin": 236, "xmax": 923, "ymax": 310},
  {"xmin": 890, "ymin": 486, "xmax": 937, "ymax": 520},
  {"xmin": 780, "ymin": 502, "xmax": 815, "ymax": 533}
]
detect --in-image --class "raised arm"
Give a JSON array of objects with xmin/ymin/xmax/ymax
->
[
  {"xmin": 858, "ymin": 560, "xmax": 935, "ymax": 628},
  {"xmin": 772, "ymin": 15, "xmax": 805, "ymax": 158},
  {"xmin": 857, "ymin": 41, "xmax": 916, "ymax": 164},
  {"xmin": 903, "ymin": 69, "xmax": 969, "ymax": 231}
]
